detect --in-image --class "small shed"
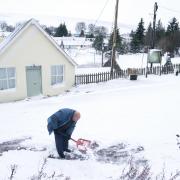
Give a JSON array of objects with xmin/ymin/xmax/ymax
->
[
  {"xmin": 147, "ymin": 49, "xmax": 162, "ymax": 64},
  {"xmin": 0, "ymin": 19, "xmax": 77, "ymax": 103}
]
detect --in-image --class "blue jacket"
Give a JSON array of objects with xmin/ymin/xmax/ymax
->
[{"xmin": 47, "ymin": 108, "xmax": 76, "ymax": 135}]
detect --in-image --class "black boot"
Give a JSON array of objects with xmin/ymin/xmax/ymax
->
[
  {"xmin": 64, "ymin": 149, "xmax": 71, "ymax": 153},
  {"xmin": 64, "ymin": 139, "xmax": 71, "ymax": 153},
  {"xmin": 59, "ymin": 153, "xmax": 65, "ymax": 159}
]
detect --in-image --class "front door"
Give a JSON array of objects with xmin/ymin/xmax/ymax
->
[{"xmin": 26, "ymin": 66, "xmax": 42, "ymax": 97}]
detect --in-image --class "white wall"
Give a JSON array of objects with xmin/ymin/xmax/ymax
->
[{"xmin": 0, "ymin": 24, "xmax": 75, "ymax": 103}]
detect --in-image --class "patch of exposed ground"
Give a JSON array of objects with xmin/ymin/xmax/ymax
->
[
  {"xmin": 0, "ymin": 137, "xmax": 46, "ymax": 156},
  {"xmin": 0, "ymin": 138, "xmax": 147, "ymax": 167}
]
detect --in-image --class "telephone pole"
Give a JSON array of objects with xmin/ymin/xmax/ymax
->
[
  {"xmin": 110, "ymin": 0, "xmax": 119, "ymax": 74},
  {"xmin": 150, "ymin": 2, "xmax": 158, "ymax": 69},
  {"xmin": 152, "ymin": 2, "xmax": 158, "ymax": 49}
]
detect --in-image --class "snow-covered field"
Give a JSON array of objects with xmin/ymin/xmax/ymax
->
[
  {"xmin": 0, "ymin": 52, "xmax": 180, "ymax": 180},
  {"xmin": 74, "ymin": 48, "xmax": 180, "ymax": 74}
]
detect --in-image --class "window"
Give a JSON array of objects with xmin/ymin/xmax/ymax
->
[
  {"xmin": 0, "ymin": 67, "xmax": 16, "ymax": 90},
  {"xmin": 51, "ymin": 65, "xmax": 64, "ymax": 85}
]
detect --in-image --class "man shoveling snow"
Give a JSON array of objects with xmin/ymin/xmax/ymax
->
[{"xmin": 47, "ymin": 108, "xmax": 81, "ymax": 159}]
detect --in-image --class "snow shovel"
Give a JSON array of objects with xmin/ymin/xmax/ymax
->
[
  {"xmin": 59, "ymin": 132, "xmax": 91, "ymax": 152},
  {"xmin": 70, "ymin": 137, "xmax": 91, "ymax": 152}
]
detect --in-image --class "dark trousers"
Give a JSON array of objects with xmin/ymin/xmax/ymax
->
[{"xmin": 54, "ymin": 131, "xmax": 69, "ymax": 157}]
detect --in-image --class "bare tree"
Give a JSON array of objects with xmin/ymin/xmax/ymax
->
[
  {"xmin": 94, "ymin": 26, "xmax": 108, "ymax": 37},
  {"xmin": 88, "ymin": 24, "xmax": 95, "ymax": 35},
  {"xmin": 75, "ymin": 22, "xmax": 86, "ymax": 35}
]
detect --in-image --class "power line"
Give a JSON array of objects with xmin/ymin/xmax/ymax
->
[
  {"xmin": 74, "ymin": 0, "xmax": 111, "ymax": 58},
  {"xmin": 94, "ymin": 0, "xmax": 110, "ymax": 27}
]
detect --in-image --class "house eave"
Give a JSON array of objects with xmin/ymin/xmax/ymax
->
[{"xmin": 0, "ymin": 18, "xmax": 78, "ymax": 67}]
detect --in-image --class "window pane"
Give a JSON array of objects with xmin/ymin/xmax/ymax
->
[
  {"xmin": 8, "ymin": 79, "xmax": 15, "ymax": 88},
  {"xmin": 51, "ymin": 76, "xmax": 56, "ymax": 85},
  {"xmin": 0, "ymin": 80, "xmax": 7, "ymax": 90},
  {"xmin": 51, "ymin": 65, "xmax": 64, "ymax": 85},
  {"xmin": 57, "ymin": 76, "xmax": 63, "ymax": 83},
  {"xmin": 56, "ymin": 65, "xmax": 63, "ymax": 75},
  {"xmin": 56, "ymin": 66, "xmax": 60, "ymax": 75},
  {"xmin": 51, "ymin": 66, "xmax": 56, "ymax": 76},
  {"xmin": 0, "ymin": 68, "xmax": 6, "ymax": 79},
  {"xmin": 59, "ymin": 66, "xmax": 64, "ymax": 75},
  {"xmin": 7, "ymin": 68, "xmax": 15, "ymax": 78}
]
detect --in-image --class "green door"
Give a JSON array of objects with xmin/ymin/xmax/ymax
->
[{"xmin": 26, "ymin": 66, "xmax": 42, "ymax": 97}]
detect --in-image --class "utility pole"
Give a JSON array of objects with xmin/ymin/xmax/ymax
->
[
  {"xmin": 101, "ymin": 43, "xmax": 104, "ymax": 67},
  {"xmin": 110, "ymin": 0, "xmax": 119, "ymax": 74},
  {"xmin": 152, "ymin": 2, "xmax": 158, "ymax": 49},
  {"xmin": 150, "ymin": 2, "xmax": 158, "ymax": 69}
]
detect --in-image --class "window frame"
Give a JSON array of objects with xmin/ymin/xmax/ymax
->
[
  {"xmin": 0, "ymin": 67, "xmax": 16, "ymax": 90},
  {"xmin": 51, "ymin": 65, "xmax": 64, "ymax": 86}
]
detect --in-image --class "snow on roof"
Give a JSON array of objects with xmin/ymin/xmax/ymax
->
[
  {"xmin": 0, "ymin": 18, "xmax": 77, "ymax": 66},
  {"xmin": 149, "ymin": 49, "xmax": 162, "ymax": 52},
  {"xmin": 53, "ymin": 37, "xmax": 93, "ymax": 46},
  {"xmin": 0, "ymin": 19, "xmax": 30, "ymax": 53}
]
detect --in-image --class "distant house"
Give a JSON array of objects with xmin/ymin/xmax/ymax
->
[
  {"xmin": 0, "ymin": 19, "xmax": 77, "ymax": 103},
  {"xmin": 53, "ymin": 37, "xmax": 94, "ymax": 49}
]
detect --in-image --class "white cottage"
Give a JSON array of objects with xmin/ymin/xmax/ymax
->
[{"xmin": 0, "ymin": 19, "xmax": 77, "ymax": 103}]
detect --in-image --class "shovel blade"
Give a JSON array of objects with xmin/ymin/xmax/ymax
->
[{"xmin": 76, "ymin": 138, "xmax": 91, "ymax": 152}]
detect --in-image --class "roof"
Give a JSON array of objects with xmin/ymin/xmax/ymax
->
[
  {"xmin": 0, "ymin": 18, "xmax": 77, "ymax": 66},
  {"xmin": 149, "ymin": 49, "xmax": 162, "ymax": 52},
  {"xmin": 53, "ymin": 37, "xmax": 93, "ymax": 46}
]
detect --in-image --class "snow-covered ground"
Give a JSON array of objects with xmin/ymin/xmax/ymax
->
[
  {"xmin": 73, "ymin": 48, "xmax": 180, "ymax": 74},
  {"xmin": 1, "ymin": 52, "xmax": 180, "ymax": 180}
]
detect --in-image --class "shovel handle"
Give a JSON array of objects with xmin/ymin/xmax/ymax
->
[
  {"xmin": 70, "ymin": 137, "xmax": 77, "ymax": 143},
  {"xmin": 70, "ymin": 138, "xmax": 91, "ymax": 147},
  {"xmin": 70, "ymin": 138, "xmax": 83, "ymax": 146}
]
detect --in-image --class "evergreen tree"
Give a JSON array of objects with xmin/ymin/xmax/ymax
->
[
  {"xmin": 166, "ymin": 17, "xmax": 179, "ymax": 34},
  {"xmin": 54, "ymin": 23, "xmax": 68, "ymax": 37},
  {"xmin": 165, "ymin": 17, "xmax": 180, "ymax": 54},
  {"xmin": 136, "ymin": 18, "xmax": 145, "ymax": 46},
  {"xmin": 155, "ymin": 20, "xmax": 165, "ymax": 47},
  {"xmin": 92, "ymin": 34, "xmax": 104, "ymax": 51},
  {"xmin": 48, "ymin": 26, "xmax": 56, "ymax": 36},
  {"xmin": 144, "ymin": 23, "xmax": 153, "ymax": 48},
  {"xmin": 108, "ymin": 29, "xmax": 123, "ymax": 54},
  {"xmin": 130, "ymin": 18, "xmax": 145, "ymax": 53},
  {"xmin": 6, "ymin": 25, "xmax": 15, "ymax": 32},
  {"xmin": 79, "ymin": 30, "xmax": 85, "ymax": 37},
  {"xmin": 92, "ymin": 26, "xmax": 107, "ymax": 51},
  {"xmin": 45, "ymin": 27, "xmax": 53, "ymax": 35},
  {"xmin": 86, "ymin": 33, "xmax": 94, "ymax": 38},
  {"xmin": 130, "ymin": 32, "xmax": 139, "ymax": 53}
]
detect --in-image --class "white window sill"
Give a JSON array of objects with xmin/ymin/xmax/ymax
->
[
  {"xmin": 51, "ymin": 83, "xmax": 65, "ymax": 88},
  {"xmin": 0, "ymin": 88, "xmax": 16, "ymax": 92}
]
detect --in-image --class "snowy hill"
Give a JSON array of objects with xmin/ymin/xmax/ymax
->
[{"xmin": 0, "ymin": 13, "xmax": 134, "ymax": 34}]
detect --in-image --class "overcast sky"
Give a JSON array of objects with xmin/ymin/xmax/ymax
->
[{"xmin": 0, "ymin": 0, "xmax": 180, "ymax": 33}]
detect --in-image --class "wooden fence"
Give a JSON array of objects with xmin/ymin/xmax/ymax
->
[{"xmin": 75, "ymin": 63, "xmax": 180, "ymax": 85}]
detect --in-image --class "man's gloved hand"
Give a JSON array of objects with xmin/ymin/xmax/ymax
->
[{"xmin": 65, "ymin": 134, "xmax": 71, "ymax": 140}]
